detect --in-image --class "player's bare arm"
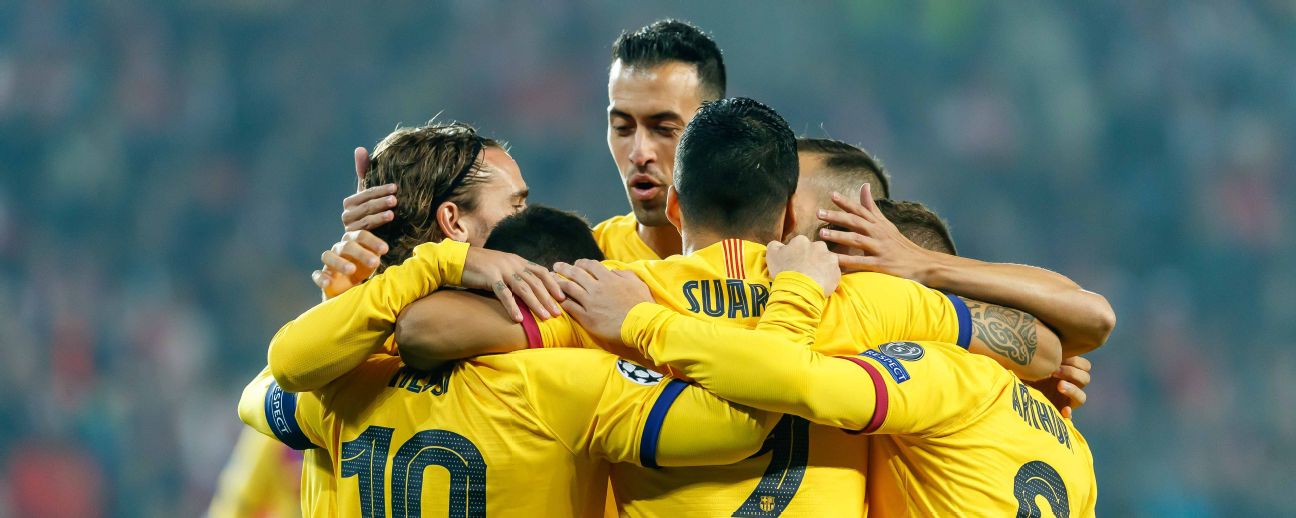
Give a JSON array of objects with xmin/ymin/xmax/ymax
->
[
  {"xmin": 394, "ymin": 289, "xmax": 530, "ymax": 371},
  {"xmin": 819, "ymin": 184, "xmax": 1115, "ymax": 357}
]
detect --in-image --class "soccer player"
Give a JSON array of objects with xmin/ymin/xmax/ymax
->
[
  {"xmin": 315, "ymin": 19, "xmax": 725, "ymax": 291},
  {"xmin": 268, "ymin": 98, "xmax": 1069, "ymax": 515},
  {"xmin": 388, "ymin": 98, "xmax": 1066, "ymax": 379},
  {"xmin": 554, "ymin": 240, "xmax": 1097, "ymax": 516},
  {"xmin": 228, "ymin": 121, "xmax": 571, "ymax": 516},
  {"xmin": 240, "ymin": 205, "xmax": 793, "ymax": 516},
  {"xmin": 268, "ymin": 121, "xmax": 570, "ymax": 392}
]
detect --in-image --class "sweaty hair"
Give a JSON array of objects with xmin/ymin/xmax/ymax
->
[
  {"xmin": 483, "ymin": 205, "xmax": 605, "ymax": 266},
  {"xmin": 611, "ymin": 19, "xmax": 726, "ymax": 101},
  {"xmin": 675, "ymin": 97, "xmax": 798, "ymax": 240},
  {"xmin": 796, "ymin": 138, "xmax": 891, "ymax": 199},
  {"xmin": 364, "ymin": 121, "xmax": 503, "ymax": 269},
  {"xmin": 877, "ymin": 199, "xmax": 957, "ymax": 255}
]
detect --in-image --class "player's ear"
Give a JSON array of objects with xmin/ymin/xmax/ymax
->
[
  {"xmin": 781, "ymin": 197, "xmax": 798, "ymax": 241},
  {"xmin": 666, "ymin": 186, "xmax": 683, "ymax": 231},
  {"xmin": 435, "ymin": 202, "xmax": 471, "ymax": 243}
]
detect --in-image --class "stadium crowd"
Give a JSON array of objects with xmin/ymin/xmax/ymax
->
[{"xmin": 0, "ymin": 1, "xmax": 1292, "ymax": 516}]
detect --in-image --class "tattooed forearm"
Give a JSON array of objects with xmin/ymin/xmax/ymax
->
[{"xmin": 964, "ymin": 299, "xmax": 1037, "ymax": 366}]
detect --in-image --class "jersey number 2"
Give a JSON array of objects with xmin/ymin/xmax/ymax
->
[
  {"xmin": 340, "ymin": 425, "xmax": 487, "ymax": 518},
  {"xmin": 1014, "ymin": 460, "xmax": 1068, "ymax": 518}
]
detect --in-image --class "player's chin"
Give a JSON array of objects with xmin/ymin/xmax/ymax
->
[{"xmin": 631, "ymin": 199, "xmax": 669, "ymax": 225}]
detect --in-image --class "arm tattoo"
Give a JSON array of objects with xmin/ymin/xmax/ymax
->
[{"xmin": 964, "ymin": 298, "xmax": 1037, "ymax": 366}]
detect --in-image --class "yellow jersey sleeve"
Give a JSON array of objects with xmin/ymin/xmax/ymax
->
[
  {"xmin": 518, "ymin": 350, "xmax": 779, "ymax": 469},
  {"xmin": 839, "ymin": 341, "xmax": 1000, "ymax": 436},
  {"xmin": 620, "ymin": 272, "xmax": 877, "ymax": 430},
  {"xmin": 622, "ymin": 273, "xmax": 989, "ymax": 436},
  {"xmin": 833, "ymin": 272, "xmax": 972, "ymax": 349},
  {"xmin": 238, "ymin": 366, "xmax": 327, "ymax": 451},
  {"xmin": 267, "ymin": 239, "xmax": 469, "ymax": 392}
]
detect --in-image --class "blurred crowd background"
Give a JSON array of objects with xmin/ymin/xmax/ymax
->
[{"xmin": 1, "ymin": 1, "xmax": 1292, "ymax": 516}]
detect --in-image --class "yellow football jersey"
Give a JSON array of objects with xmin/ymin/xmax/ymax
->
[
  {"xmin": 592, "ymin": 212, "xmax": 662, "ymax": 262},
  {"xmin": 519, "ymin": 241, "xmax": 970, "ymax": 516},
  {"xmin": 621, "ymin": 274, "xmax": 1097, "ymax": 517},
  {"xmin": 529, "ymin": 238, "xmax": 970, "ymax": 373},
  {"xmin": 208, "ymin": 427, "xmax": 302, "ymax": 518},
  {"xmin": 239, "ymin": 348, "xmax": 779, "ymax": 517}
]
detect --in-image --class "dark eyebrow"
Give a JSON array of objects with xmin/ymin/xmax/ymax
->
[
  {"xmin": 513, "ymin": 188, "xmax": 530, "ymax": 201},
  {"xmin": 609, "ymin": 109, "xmax": 684, "ymax": 124}
]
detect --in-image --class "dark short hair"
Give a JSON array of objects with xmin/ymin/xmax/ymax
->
[
  {"xmin": 611, "ymin": 19, "xmax": 726, "ymax": 101},
  {"xmin": 365, "ymin": 121, "xmax": 504, "ymax": 269},
  {"xmin": 483, "ymin": 205, "xmax": 605, "ymax": 266},
  {"xmin": 796, "ymin": 138, "xmax": 891, "ymax": 199},
  {"xmin": 675, "ymin": 97, "xmax": 798, "ymax": 238},
  {"xmin": 876, "ymin": 199, "xmax": 957, "ymax": 255}
]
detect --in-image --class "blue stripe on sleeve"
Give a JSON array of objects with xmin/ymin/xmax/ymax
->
[
  {"xmin": 944, "ymin": 292, "xmax": 972, "ymax": 349},
  {"xmin": 639, "ymin": 379, "xmax": 689, "ymax": 469},
  {"xmin": 263, "ymin": 380, "xmax": 318, "ymax": 450}
]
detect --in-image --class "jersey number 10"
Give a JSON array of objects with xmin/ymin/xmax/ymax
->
[{"xmin": 340, "ymin": 425, "xmax": 488, "ymax": 518}]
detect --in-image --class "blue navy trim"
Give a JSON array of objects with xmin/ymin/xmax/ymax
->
[
  {"xmin": 263, "ymin": 380, "xmax": 318, "ymax": 450},
  {"xmin": 639, "ymin": 379, "xmax": 689, "ymax": 468},
  {"xmin": 862, "ymin": 350, "xmax": 911, "ymax": 384},
  {"xmin": 944, "ymin": 292, "xmax": 972, "ymax": 349}
]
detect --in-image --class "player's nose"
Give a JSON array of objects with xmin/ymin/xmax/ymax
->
[{"xmin": 629, "ymin": 131, "xmax": 655, "ymax": 166}]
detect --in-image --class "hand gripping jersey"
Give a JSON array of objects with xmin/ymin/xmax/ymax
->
[
  {"xmin": 239, "ymin": 348, "xmax": 780, "ymax": 517},
  {"xmin": 621, "ymin": 271, "xmax": 1098, "ymax": 516}
]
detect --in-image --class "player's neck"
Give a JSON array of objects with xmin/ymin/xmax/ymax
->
[
  {"xmin": 680, "ymin": 228, "xmax": 778, "ymax": 255},
  {"xmin": 637, "ymin": 222, "xmax": 683, "ymax": 258}
]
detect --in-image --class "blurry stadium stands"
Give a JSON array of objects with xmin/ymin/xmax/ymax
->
[{"xmin": 0, "ymin": 2, "xmax": 1291, "ymax": 515}]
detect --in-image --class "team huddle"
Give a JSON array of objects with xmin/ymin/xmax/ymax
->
[{"xmin": 225, "ymin": 19, "xmax": 1114, "ymax": 517}]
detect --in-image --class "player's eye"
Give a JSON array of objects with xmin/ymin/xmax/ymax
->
[
  {"xmin": 612, "ymin": 125, "xmax": 633, "ymax": 136},
  {"xmin": 655, "ymin": 126, "xmax": 679, "ymax": 137}
]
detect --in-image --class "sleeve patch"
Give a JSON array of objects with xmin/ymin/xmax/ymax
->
[
  {"xmin": 944, "ymin": 292, "xmax": 972, "ymax": 349},
  {"xmin": 616, "ymin": 359, "xmax": 664, "ymax": 386},
  {"xmin": 263, "ymin": 380, "xmax": 318, "ymax": 450},
  {"xmin": 638, "ymin": 379, "xmax": 688, "ymax": 468},
  {"xmin": 862, "ymin": 349, "xmax": 911, "ymax": 384}
]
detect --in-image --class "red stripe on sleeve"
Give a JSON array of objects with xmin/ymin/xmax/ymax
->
[
  {"xmin": 839, "ymin": 356, "xmax": 889, "ymax": 434},
  {"xmin": 515, "ymin": 295, "xmax": 543, "ymax": 348}
]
